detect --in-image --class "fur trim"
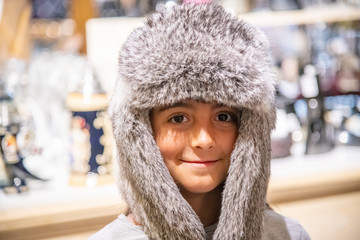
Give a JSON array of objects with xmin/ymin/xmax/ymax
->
[{"xmin": 110, "ymin": 3, "xmax": 277, "ymax": 240}]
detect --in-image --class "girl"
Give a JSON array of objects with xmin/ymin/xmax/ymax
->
[{"xmin": 91, "ymin": 3, "xmax": 311, "ymax": 240}]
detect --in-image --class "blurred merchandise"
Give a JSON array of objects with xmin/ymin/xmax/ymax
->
[
  {"xmin": 263, "ymin": 13, "xmax": 360, "ymax": 158},
  {"xmin": 95, "ymin": 0, "xmax": 152, "ymax": 17},
  {"xmin": 306, "ymin": 23, "xmax": 337, "ymax": 95},
  {"xmin": 30, "ymin": 0, "xmax": 106, "ymax": 54},
  {"xmin": 0, "ymin": 79, "xmax": 43, "ymax": 194},
  {"xmin": 32, "ymin": 0, "xmax": 68, "ymax": 19},
  {"xmin": 271, "ymin": 109, "xmax": 293, "ymax": 158},
  {"xmin": 250, "ymin": 0, "xmax": 270, "ymax": 11},
  {"xmin": 66, "ymin": 62, "xmax": 113, "ymax": 187},
  {"xmin": 332, "ymin": 23, "xmax": 360, "ymax": 94},
  {"xmin": 271, "ymin": 89, "xmax": 303, "ymax": 159},
  {"xmin": 30, "ymin": 0, "xmax": 79, "ymax": 53},
  {"xmin": 325, "ymin": 95, "xmax": 360, "ymax": 146},
  {"xmin": 30, "ymin": 18, "xmax": 77, "ymax": 51},
  {"xmin": 0, "ymin": 52, "xmax": 111, "ymax": 193},
  {"xmin": 304, "ymin": 21, "xmax": 360, "ymax": 96},
  {"xmin": 299, "ymin": 65, "xmax": 335, "ymax": 154}
]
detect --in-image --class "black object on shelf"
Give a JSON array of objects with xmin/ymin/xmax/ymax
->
[
  {"xmin": 0, "ymin": 84, "xmax": 45, "ymax": 194},
  {"xmin": 299, "ymin": 65, "xmax": 335, "ymax": 154}
]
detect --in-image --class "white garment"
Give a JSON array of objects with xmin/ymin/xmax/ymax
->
[{"xmin": 89, "ymin": 209, "xmax": 311, "ymax": 240}]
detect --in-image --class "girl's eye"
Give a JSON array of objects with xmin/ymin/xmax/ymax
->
[
  {"xmin": 216, "ymin": 113, "xmax": 234, "ymax": 122},
  {"xmin": 170, "ymin": 115, "xmax": 188, "ymax": 123}
]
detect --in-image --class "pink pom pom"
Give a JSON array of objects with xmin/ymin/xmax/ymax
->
[{"xmin": 183, "ymin": 0, "xmax": 212, "ymax": 4}]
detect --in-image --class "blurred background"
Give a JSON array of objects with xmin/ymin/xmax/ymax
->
[{"xmin": 0, "ymin": 0, "xmax": 359, "ymax": 239}]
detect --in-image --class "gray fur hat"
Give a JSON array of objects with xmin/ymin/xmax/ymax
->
[{"xmin": 109, "ymin": 3, "xmax": 277, "ymax": 240}]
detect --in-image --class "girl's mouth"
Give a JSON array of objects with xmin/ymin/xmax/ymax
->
[{"xmin": 180, "ymin": 159, "xmax": 220, "ymax": 167}]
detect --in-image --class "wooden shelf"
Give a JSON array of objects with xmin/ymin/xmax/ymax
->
[
  {"xmin": 268, "ymin": 168, "xmax": 360, "ymax": 203},
  {"xmin": 268, "ymin": 145, "xmax": 360, "ymax": 203},
  {"xmin": 0, "ymin": 195, "xmax": 127, "ymax": 240},
  {"xmin": 240, "ymin": 4, "xmax": 360, "ymax": 26}
]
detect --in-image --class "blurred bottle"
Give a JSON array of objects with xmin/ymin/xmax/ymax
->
[
  {"xmin": 299, "ymin": 65, "xmax": 335, "ymax": 154},
  {"xmin": 66, "ymin": 63, "xmax": 113, "ymax": 187}
]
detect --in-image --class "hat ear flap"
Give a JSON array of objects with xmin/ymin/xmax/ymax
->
[
  {"xmin": 113, "ymin": 106, "xmax": 206, "ymax": 240},
  {"xmin": 214, "ymin": 109, "xmax": 272, "ymax": 240}
]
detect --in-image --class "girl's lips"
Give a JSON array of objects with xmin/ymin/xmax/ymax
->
[
  {"xmin": 182, "ymin": 160, "xmax": 218, "ymax": 163},
  {"xmin": 180, "ymin": 159, "xmax": 220, "ymax": 167}
]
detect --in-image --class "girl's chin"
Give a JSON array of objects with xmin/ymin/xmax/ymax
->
[{"xmin": 178, "ymin": 181, "xmax": 224, "ymax": 195}]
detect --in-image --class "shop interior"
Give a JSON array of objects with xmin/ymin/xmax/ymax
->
[{"xmin": 0, "ymin": 0, "xmax": 359, "ymax": 239}]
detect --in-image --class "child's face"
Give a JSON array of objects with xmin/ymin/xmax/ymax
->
[{"xmin": 150, "ymin": 100, "xmax": 239, "ymax": 195}]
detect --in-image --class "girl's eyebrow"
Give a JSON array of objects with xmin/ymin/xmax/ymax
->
[
  {"xmin": 213, "ymin": 103, "xmax": 226, "ymax": 109},
  {"xmin": 157, "ymin": 102, "xmax": 193, "ymax": 112},
  {"xmin": 157, "ymin": 102, "xmax": 234, "ymax": 112}
]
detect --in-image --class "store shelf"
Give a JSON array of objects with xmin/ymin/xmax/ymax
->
[{"xmin": 240, "ymin": 4, "xmax": 360, "ymax": 26}]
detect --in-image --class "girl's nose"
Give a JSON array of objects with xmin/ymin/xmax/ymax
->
[{"xmin": 191, "ymin": 127, "xmax": 215, "ymax": 150}]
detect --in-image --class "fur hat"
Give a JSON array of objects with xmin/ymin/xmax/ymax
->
[{"xmin": 109, "ymin": 3, "xmax": 277, "ymax": 240}]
